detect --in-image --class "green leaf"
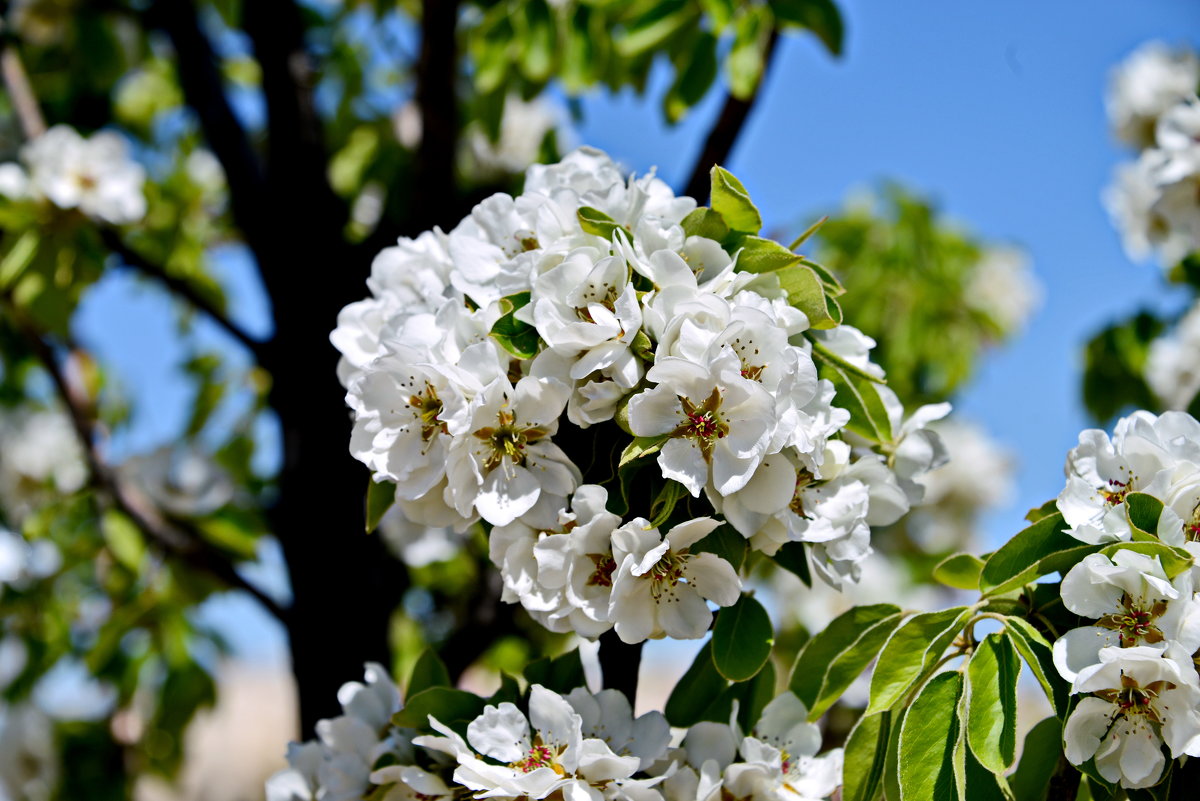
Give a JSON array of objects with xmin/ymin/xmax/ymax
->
[
  {"xmin": 665, "ymin": 641, "xmax": 728, "ymax": 726},
  {"xmin": 101, "ymin": 510, "xmax": 146, "ymax": 573},
  {"xmin": 616, "ymin": 0, "xmax": 695, "ymax": 57},
  {"xmin": 788, "ymin": 216, "xmax": 829, "ymax": 251},
  {"xmin": 1007, "ymin": 717, "xmax": 1063, "ymax": 801},
  {"xmin": 394, "ymin": 687, "xmax": 485, "ymax": 731},
  {"xmin": 490, "ymin": 292, "xmax": 540, "ymax": 359},
  {"xmin": 1024, "ymin": 499, "xmax": 1059, "ymax": 523},
  {"xmin": 979, "ymin": 513, "xmax": 1100, "ymax": 596},
  {"xmin": 516, "ymin": 0, "xmax": 555, "ymax": 83},
  {"xmin": 773, "ymin": 541, "xmax": 811, "ymax": 587},
  {"xmin": 799, "ymin": 257, "xmax": 845, "ymax": 296},
  {"xmin": 709, "ymin": 165, "xmax": 762, "ymax": 233},
  {"xmin": 727, "ymin": 6, "xmax": 771, "ymax": 99},
  {"xmin": 648, "ymin": 480, "xmax": 689, "ymax": 528},
  {"xmin": 898, "ymin": 671, "xmax": 963, "ymax": 801},
  {"xmin": 0, "ymin": 230, "xmax": 38, "ymax": 289},
  {"xmin": 407, "ymin": 650, "xmax": 450, "ymax": 697},
  {"xmin": 933, "ymin": 553, "xmax": 985, "ymax": 591},
  {"xmin": 807, "ymin": 335, "xmax": 887, "ymax": 383},
  {"xmin": 769, "ymin": 0, "xmax": 845, "ymax": 55},
  {"xmin": 578, "ymin": 206, "xmax": 623, "ymax": 240},
  {"xmin": 619, "ymin": 435, "xmax": 669, "ymax": 467},
  {"xmin": 1099, "ymin": 541, "xmax": 1194, "ymax": 579},
  {"xmin": 664, "ymin": 29, "xmax": 718, "ymax": 122},
  {"xmin": 366, "ymin": 479, "xmax": 396, "ymax": 534},
  {"xmin": 1005, "ymin": 616, "xmax": 1067, "ymax": 716},
  {"xmin": 733, "ymin": 235, "xmax": 803, "ymax": 273},
  {"xmin": 965, "ymin": 632, "xmax": 1020, "ymax": 774},
  {"xmin": 790, "ymin": 604, "xmax": 903, "ymax": 720},
  {"xmin": 690, "ymin": 523, "xmax": 748, "ymax": 571},
  {"xmin": 524, "ymin": 649, "xmax": 585, "ymax": 694},
  {"xmin": 867, "ymin": 606, "xmax": 970, "ymax": 715},
  {"xmin": 680, "ymin": 207, "xmax": 730, "ymax": 242},
  {"xmin": 823, "ymin": 362, "xmax": 894, "ymax": 443},
  {"xmin": 631, "ymin": 329, "xmax": 654, "ymax": 362},
  {"xmin": 778, "ymin": 264, "xmax": 842, "ymax": 329},
  {"xmin": 842, "ymin": 710, "xmax": 891, "ymax": 801},
  {"xmin": 712, "ymin": 594, "xmax": 773, "ymax": 681},
  {"xmin": 1124, "ymin": 492, "xmax": 1164, "ymax": 539},
  {"xmin": 704, "ymin": 659, "xmax": 778, "ymax": 730}
]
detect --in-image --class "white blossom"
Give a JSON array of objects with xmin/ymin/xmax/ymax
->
[
  {"xmin": 1147, "ymin": 299, "xmax": 1200, "ymax": 410},
  {"xmin": 20, "ymin": 125, "xmax": 146, "ymax": 223},
  {"xmin": 609, "ymin": 517, "xmax": 741, "ymax": 643},
  {"xmin": 1108, "ymin": 42, "xmax": 1200, "ymax": 149},
  {"xmin": 965, "ymin": 246, "xmax": 1041, "ymax": 335},
  {"xmin": 1065, "ymin": 645, "xmax": 1200, "ymax": 789}
]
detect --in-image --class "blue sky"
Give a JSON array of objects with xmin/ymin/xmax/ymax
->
[{"xmin": 73, "ymin": 2, "xmax": 1200, "ymax": 662}]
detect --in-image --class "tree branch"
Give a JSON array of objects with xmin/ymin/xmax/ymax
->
[
  {"xmin": 682, "ymin": 29, "xmax": 781, "ymax": 203},
  {"xmin": 148, "ymin": 0, "xmax": 269, "ymax": 256},
  {"xmin": 3, "ymin": 299, "xmax": 288, "ymax": 623},
  {"xmin": 598, "ymin": 630, "xmax": 643, "ymax": 704},
  {"xmin": 0, "ymin": 36, "xmax": 45, "ymax": 139},
  {"xmin": 99, "ymin": 229, "xmax": 267, "ymax": 362},
  {"xmin": 409, "ymin": 0, "xmax": 462, "ymax": 234}
]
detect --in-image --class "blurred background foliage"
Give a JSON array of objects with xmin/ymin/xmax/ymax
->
[{"xmin": 0, "ymin": 0, "xmax": 1047, "ymax": 797}]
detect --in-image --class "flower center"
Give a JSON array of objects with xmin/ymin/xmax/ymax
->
[
  {"xmin": 789, "ymin": 470, "xmax": 816, "ymax": 518},
  {"xmin": 509, "ymin": 741, "xmax": 564, "ymax": 775},
  {"xmin": 1096, "ymin": 675, "xmax": 1176, "ymax": 724},
  {"xmin": 473, "ymin": 408, "xmax": 548, "ymax": 471},
  {"xmin": 408, "ymin": 382, "xmax": 446, "ymax": 443},
  {"xmin": 669, "ymin": 388, "xmax": 728, "ymax": 462},
  {"xmin": 1099, "ymin": 477, "xmax": 1131, "ymax": 506},
  {"xmin": 646, "ymin": 551, "xmax": 689, "ymax": 601},
  {"xmin": 1096, "ymin": 592, "xmax": 1168, "ymax": 646},
  {"xmin": 586, "ymin": 553, "xmax": 617, "ymax": 587}
]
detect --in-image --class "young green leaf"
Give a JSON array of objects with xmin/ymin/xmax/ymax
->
[
  {"xmin": 619, "ymin": 435, "xmax": 669, "ymax": 467},
  {"xmin": 867, "ymin": 606, "xmax": 971, "ymax": 715},
  {"xmin": 777, "ymin": 263, "xmax": 842, "ymax": 330},
  {"xmin": 680, "ymin": 207, "xmax": 730, "ymax": 242},
  {"xmin": 965, "ymin": 632, "xmax": 1020, "ymax": 774},
  {"xmin": 732, "ymin": 235, "xmax": 803, "ymax": 273},
  {"xmin": 824, "ymin": 362, "xmax": 894, "ymax": 444},
  {"xmin": 773, "ymin": 541, "xmax": 812, "ymax": 587},
  {"xmin": 578, "ymin": 206, "xmax": 623, "ymax": 240},
  {"xmin": 1124, "ymin": 492, "xmax": 1164, "ymax": 539},
  {"xmin": 490, "ymin": 291, "xmax": 540, "ymax": 359},
  {"xmin": 979, "ymin": 513, "xmax": 1101, "ymax": 596},
  {"xmin": 394, "ymin": 687, "xmax": 485, "ymax": 731},
  {"xmin": 1007, "ymin": 717, "xmax": 1063, "ymax": 801},
  {"xmin": 690, "ymin": 524, "xmax": 748, "ymax": 572},
  {"xmin": 933, "ymin": 553, "xmax": 985, "ymax": 591},
  {"xmin": 1024, "ymin": 499, "xmax": 1060, "ymax": 523},
  {"xmin": 768, "ymin": 0, "xmax": 844, "ymax": 56},
  {"xmin": 710, "ymin": 165, "xmax": 762, "ymax": 233},
  {"xmin": 366, "ymin": 479, "xmax": 396, "ymax": 534},
  {"xmin": 842, "ymin": 710, "xmax": 891, "ymax": 801},
  {"xmin": 1098, "ymin": 541, "xmax": 1194, "ymax": 578},
  {"xmin": 1004, "ymin": 616, "xmax": 1068, "ymax": 716},
  {"xmin": 898, "ymin": 671, "xmax": 963, "ymax": 801},
  {"xmin": 727, "ymin": 5, "xmax": 770, "ymax": 99},
  {"xmin": 664, "ymin": 641, "xmax": 728, "ymax": 726},
  {"xmin": 525, "ymin": 649, "xmax": 585, "ymax": 694},
  {"xmin": 648, "ymin": 479, "xmax": 689, "ymax": 528},
  {"xmin": 407, "ymin": 650, "xmax": 450, "ymax": 697},
  {"xmin": 712, "ymin": 594, "xmax": 774, "ymax": 681},
  {"xmin": 807, "ymin": 334, "xmax": 887, "ymax": 383},
  {"xmin": 790, "ymin": 604, "xmax": 903, "ymax": 721}
]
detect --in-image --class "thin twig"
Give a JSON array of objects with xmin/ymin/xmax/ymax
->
[
  {"xmin": 0, "ymin": 38, "xmax": 46, "ymax": 139},
  {"xmin": 681, "ymin": 28, "xmax": 781, "ymax": 202},
  {"xmin": 100, "ymin": 229, "xmax": 267, "ymax": 362},
  {"xmin": 4, "ymin": 299, "xmax": 288, "ymax": 623}
]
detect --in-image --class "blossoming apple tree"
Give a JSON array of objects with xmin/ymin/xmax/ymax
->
[{"xmin": 1, "ymin": 0, "xmax": 1197, "ymax": 799}]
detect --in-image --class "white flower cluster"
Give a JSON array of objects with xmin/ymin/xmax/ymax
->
[
  {"xmin": 1055, "ymin": 410, "xmax": 1200, "ymax": 788},
  {"xmin": 1146, "ymin": 298, "xmax": 1200, "ymax": 411},
  {"xmin": 964, "ymin": 246, "xmax": 1041, "ymax": 336},
  {"xmin": 0, "ymin": 125, "xmax": 146, "ymax": 224},
  {"xmin": 333, "ymin": 147, "xmax": 946, "ymax": 641},
  {"xmin": 268, "ymin": 668, "xmax": 844, "ymax": 801},
  {"xmin": 0, "ymin": 407, "xmax": 87, "ymax": 525},
  {"xmin": 1103, "ymin": 42, "xmax": 1200, "ymax": 268}
]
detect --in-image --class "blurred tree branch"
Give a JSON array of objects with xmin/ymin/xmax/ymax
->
[
  {"xmin": 0, "ymin": 34, "xmax": 45, "ymax": 138},
  {"xmin": 100, "ymin": 229, "xmax": 268, "ymax": 362},
  {"xmin": 1, "ymin": 296, "xmax": 289, "ymax": 623},
  {"xmin": 682, "ymin": 29, "xmax": 781, "ymax": 203}
]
